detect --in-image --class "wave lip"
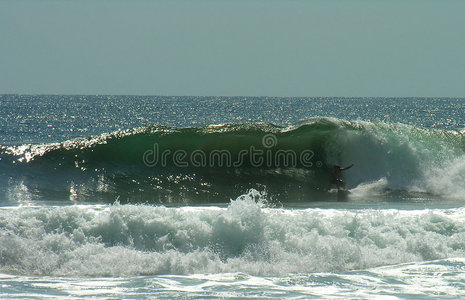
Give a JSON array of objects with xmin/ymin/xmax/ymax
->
[{"xmin": 1, "ymin": 118, "xmax": 465, "ymax": 203}]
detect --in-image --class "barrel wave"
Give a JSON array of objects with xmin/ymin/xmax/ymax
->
[{"xmin": 1, "ymin": 118, "xmax": 465, "ymax": 204}]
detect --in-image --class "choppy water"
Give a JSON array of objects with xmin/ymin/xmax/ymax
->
[{"xmin": 1, "ymin": 95, "xmax": 465, "ymax": 298}]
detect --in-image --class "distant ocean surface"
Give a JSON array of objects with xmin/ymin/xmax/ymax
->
[{"xmin": 1, "ymin": 95, "xmax": 465, "ymax": 298}]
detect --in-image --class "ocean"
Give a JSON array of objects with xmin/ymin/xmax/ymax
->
[{"xmin": 1, "ymin": 95, "xmax": 465, "ymax": 298}]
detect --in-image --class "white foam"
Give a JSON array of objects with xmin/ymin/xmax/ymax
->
[{"xmin": 1, "ymin": 191, "xmax": 465, "ymax": 277}]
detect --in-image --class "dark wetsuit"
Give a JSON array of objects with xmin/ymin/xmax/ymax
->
[
  {"xmin": 330, "ymin": 167, "xmax": 344, "ymax": 187},
  {"xmin": 329, "ymin": 164, "xmax": 354, "ymax": 189}
]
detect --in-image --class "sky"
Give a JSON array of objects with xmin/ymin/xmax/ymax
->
[{"xmin": 1, "ymin": 0, "xmax": 464, "ymax": 97}]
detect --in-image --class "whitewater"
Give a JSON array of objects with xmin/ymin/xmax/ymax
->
[{"xmin": 1, "ymin": 95, "xmax": 465, "ymax": 298}]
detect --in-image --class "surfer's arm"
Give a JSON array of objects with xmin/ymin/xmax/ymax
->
[{"xmin": 341, "ymin": 164, "xmax": 354, "ymax": 171}]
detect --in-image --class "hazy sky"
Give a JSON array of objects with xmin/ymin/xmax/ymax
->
[{"xmin": 1, "ymin": 0, "xmax": 464, "ymax": 97}]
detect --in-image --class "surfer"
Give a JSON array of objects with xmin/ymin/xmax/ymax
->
[{"xmin": 329, "ymin": 164, "xmax": 354, "ymax": 190}]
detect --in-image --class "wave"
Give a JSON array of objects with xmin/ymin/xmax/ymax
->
[
  {"xmin": 1, "ymin": 118, "xmax": 465, "ymax": 203},
  {"xmin": 1, "ymin": 190, "xmax": 465, "ymax": 276}
]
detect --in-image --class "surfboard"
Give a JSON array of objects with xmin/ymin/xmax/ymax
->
[{"xmin": 328, "ymin": 188, "xmax": 350, "ymax": 194}]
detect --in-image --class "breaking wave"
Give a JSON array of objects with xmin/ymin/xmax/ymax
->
[
  {"xmin": 1, "ymin": 190, "xmax": 465, "ymax": 276},
  {"xmin": 1, "ymin": 118, "xmax": 465, "ymax": 203}
]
